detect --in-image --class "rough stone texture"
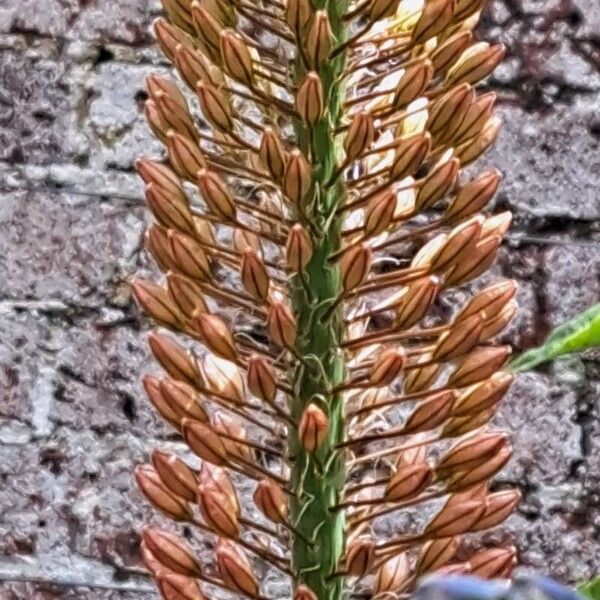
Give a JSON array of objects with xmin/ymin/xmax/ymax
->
[{"xmin": 0, "ymin": 0, "xmax": 599, "ymax": 597}]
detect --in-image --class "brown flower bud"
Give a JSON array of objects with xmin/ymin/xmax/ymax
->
[
  {"xmin": 148, "ymin": 74, "xmax": 188, "ymax": 111},
  {"xmin": 415, "ymin": 157, "xmax": 460, "ymax": 211},
  {"xmin": 144, "ymin": 98, "xmax": 170, "ymax": 144},
  {"xmin": 472, "ymin": 489, "xmax": 521, "ymax": 532},
  {"xmin": 435, "ymin": 563, "xmax": 472, "ymax": 576},
  {"xmin": 403, "ymin": 361, "xmax": 441, "ymax": 394},
  {"xmin": 373, "ymin": 552, "xmax": 410, "ymax": 594},
  {"xmin": 390, "ymin": 132, "xmax": 431, "ymax": 181},
  {"xmin": 182, "ymin": 419, "xmax": 228, "ymax": 466},
  {"xmin": 384, "ymin": 462, "xmax": 433, "ymax": 502},
  {"xmin": 142, "ymin": 528, "xmax": 202, "ymax": 577},
  {"xmin": 150, "ymin": 90, "xmax": 198, "ymax": 142},
  {"xmin": 198, "ymin": 482, "xmax": 240, "ymax": 537},
  {"xmin": 174, "ymin": 43, "xmax": 224, "ymax": 90},
  {"xmin": 438, "ymin": 431, "xmax": 508, "ymax": 475},
  {"xmin": 202, "ymin": 354, "xmax": 247, "ymax": 405},
  {"xmin": 444, "ymin": 234, "xmax": 502, "ymax": 287},
  {"xmin": 135, "ymin": 465, "xmax": 192, "ymax": 521},
  {"xmin": 453, "ymin": 0, "xmax": 487, "ymax": 20},
  {"xmin": 146, "ymin": 225, "xmax": 177, "ymax": 272},
  {"xmin": 247, "ymin": 355, "xmax": 277, "ymax": 404},
  {"xmin": 412, "ymin": 0, "xmax": 455, "ymax": 44},
  {"xmin": 190, "ymin": 3, "xmax": 222, "ymax": 60},
  {"xmin": 253, "ymin": 479, "xmax": 288, "ymax": 524},
  {"xmin": 193, "ymin": 312, "xmax": 237, "ymax": 361},
  {"xmin": 446, "ymin": 43, "xmax": 506, "ymax": 87},
  {"xmin": 445, "ymin": 169, "xmax": 502, "ymax": 223},
  {"xmin": 144, "ymin": 375, "xmax": 181, "ymax": 427},
  {"xmin": 455, "ymin": 116, "xmax": 501, "ymax": 166},
  {"xmin": 148, "ymin": 332, "xmax": 200, "ymax": 386},
  {"xmin": 211, "ymin": 412, "xmax": 254, "ymax": 462},
  {"xmin": 163, "ymin": 0, "xmax": 194, "ymax": 32},
  {"xmin": 442, "ymin": 409, "xmax": 496, "ymax": 438},
  {"xmin": 154, "ymin": 17, "xmax": 190, "ymax": 62},
  {"xmin": 140, "ymin": 539, "xmax": 168, "ymax": 577},
  {"xmin": 197, "ymin": 169, "xmax": 237, "ymax": 222},
  {"xmin": 285, "ymin": 0, "xmax": 312, "ymax": 33},
  {"xmin": 220, "ymin": 29, "xmax": 254, "ymax": 85},
  {"xmin": 258, "ymin": 127, "xmax": 287, "ymax": 181},
  {"xmin": 428, "ymin": 83, "xmax": 474, "ymax": 140},
  {"xmin": 454, "ymin": 92, "xmax": 497, "ymax": 145},
  {"xmin": 152, "ymin": 450, "xmax": 198, "ymax": 502},
  {"xmin": 345, "ymin": 538, "xmax": 375, "ymax": 577},
  {"xmin": 481, "ymin": 211, "xmax": 512, "ymax": 240},
  {"xmin": 424, "ymin": 497, "xmax": 486, "ymax": 538},
  {"xmin": 132, "ymin": 279, "xmax": 184, "ymax": 330},
  {"xmin": 364, "ymin": 189, "xmax": 396, "ymax": 237},
  {"xmin": 196, "ymin": 81, "xmax": 234, "ymax": 133},
  {"xmin": 344, "ymin": 111, "xmax": 374, "ymax": 163},
  {"xmin": 167, "ymin": 131, "xmax": 207, "ymax": 181},
  {"xmin": 296, "ymin": 72, "xmax": 324, "ymax": 126},
  {"xmin": 447, "ymin": 345, "xmax": 511, "ymax": 388},
  {"xmin": 283, "ymin": 149, "xmax": 312, "ymax": 206},
  {"xmin": 294, "ymin": 585, "xmax": 318, "ymax": 600},
  {"xmin": 267, "ymin": 301, "xmax": 297, "ymax": 348},
  {"xmin": 306, "ymin": 11, "xmax": 332, "ymax": 68},
  {"xmin": 393, "ymin": 276, "xmax": 440, "ymax": 330},
  {"xmin": 233, "ymin": 228, "xmax": 262, "ymax": 256},
  {"xmin": 480, "ymin": 300, "xmax": 517, "ymax": 341},
  {"xmin": 433, "ymin": 314, "xmax": 484, "ymax": 362},
  {"xmin": 216, "ymin": 539, "xmax": 259, "ymax": 598},
  {"xmin": 452, "ymin": 371, "xmax": 514, "ymax": 417},
  {"xmin": 340, "ymin": 243, "xmax": 372, "ymax": 293},
  {"xmin": 469, "ymin": 546, "xmax": 517, "ymax": 579},
  {"xmin": 393, "ymin": 60, "xmax": 434, "ymax": 108},
  {"xmin": 429, "ymin": 216, "xmax": 483, "ymax": 274},
  {"xmin": 286, "ymin": 224, "xmax": 313, "ymax": 272},
  {"xmin": 403, "ymin": 389, "xmax": 456, "ymax": 434},
  {"xmin": 137, "ymin": 157, "xmax": 180, "ymax": 189},
  {"xmin": 240, "ymin": 250, "xmax": 270, "ymax": 301},
  {"xmin": 298, "ymin": 404, "xmax": 329, "ymax": 452},
  {"xmin": 145, "ymin": 183, "xmax": 196, "ymax": 237},
  {"xmin": 368, "ymin": 0, "xmax": 401, "ymax": 20},
  {"xmin": 431, "ymin": 31, "xmax": 473, "ymax": 75},
  {"xmin": 169, "ymin": 231, "xmax": 213, "ymax": 281},
  {"xmin": 199, "ymin": 463, "xmax": 240, "ymax": 516},
  {"xmin": 416, "ymin": 536, "xmax": 461, "ymax": 574},
  {"xmin": 167, "ymin": 273, "xmax": 209, "ymax": 318},
  {"xmin": 156, "ymin": 573, "xmax": 205, "ymax": 600},
  {"xmin": 370, "ymin": 347, "xmax": 406, "ymax": 386}
]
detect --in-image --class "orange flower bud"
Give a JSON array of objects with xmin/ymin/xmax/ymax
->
[
  {"xmin": 446, "ymin": 442, "xmax": 513, "ymax": 491},
  {"xmin": 144, "ymin": 375, "xmax": 182, "ymax": 427},
  {"xmin": 160, "ymin": 375, "xmax": 207, "ymax": 426},
  {"xmin": 340, "ymin": 243, "xmax": 372, "ymax": 293},
  {"xmin": 240, "ymin": 250, "xmax": 270, "ymax": 301},
  {"xmin": 445, "ymin": 169, "xmax": 502, "ymax": 223},
  {"xmin": 267, "ymin": 301, "xmax": 297, "ymax": 348},
  {"xmin": 285, "ymin": 0, "xmax": 312, "ymax": 33},
  {"xmin": 298, "ymin": 404, "xmax": 328, "ymax": 452},
  {"xmin": 193, "ymin": 312, "xmax": 237, "ymax": 361},
  {"xmin": 211, "ymin": 412, "xmax": 254, "ymax": 462},
  {"xmin": 253, "ymin": 479, "xmax": 288, "ymax": 524},
  {"xmin": 202, "ymin": 353, "xmax": 247, "ymax": 405},
  {"xmin": 373, "ymin": 552, "xmax": 409, "ymax": 594},
  {"xmin": 394, "ymin": 276, "xmax": 440, "ymax": 330},
  {"xmin": 296, "ymin": 72, "xmax": 324, "ymax": 126},
  {"xmin": 424, "ymin": 497, "xmax": 486, "ymax": 537},
  {"xmin": 167, "ymin": 131, "xmax": 207, "ymax": 181},
  {"xmin": 145, "ymin": 183, "xmax": 197, "ymax": 237},
  {"xmin": 154, "ymin": 17, "xmax": 190, "ymax": 62},
  {"xmin": 131, "ymin": 279, "xmax": 184, "ymax": 330},
  {"xmin": 390, "ymin": 132, "xmax": 431, "ymax": 181},
  {"xmin": 294, "ymin": 585, "xmax": 318, "ymax": 600},
  {"xmin": 452, "ymin": 371, "xmax": 513, "ymax": 417},
  {"xmin": 384, "ymin": 462, "xmax": 433, "ymax": 502},
  {"xmin": 152, "ymin": 450, "xmax": 198, "ymax": 502},
  {"xmin": 429, "ymin": 216, "xmax": 483, "ymax": 274},
  {"xmin": 259, "ymin": 127, "xmax": 287, "ymax": 181},
  {"xmin": 444, "ymin": 234, "xmax": 502, "ymax": 287},
  {"xmin": 182, "ymin": 419, "xmax": 228, "ymax": 466},
  {"xmin": 199, "ymin": 463, "xmax": 240, "ymax": 516},
  {"xmin": 146, "ymin": 225, "xmax": 178, "ymax": 272},
  {"xmin": 370, "ymin": 347, "xmax": 406, "ymax": 386},
  {"xmin": 247, "ymin": 355, "xmax": 277, "ymax": 404},
  {"xmin": 306, "ymin": 11, "xmax": 332, "ymax": 68},
  {"xmin": 197, "ymin": 169, "xmax": 237, "ymax": 222},
  {"xmin": 137, "ymin": 157, "xmax": 180, "ymax": 189},
  {"xmin": 416, "ymin": 536, "xmax": 461, "ymax": 574},
  {"xmin": 174, "ymin": 43, "xmax": 224, "ymax": 90},
  {"xmin": 135, "ymin": 465, "xmax": 193, "ymax": 521},
  {"xmin": 142, "ymin": 528, "xmax": 202, "ymax": 577},
  {"xmin": 403, "ymin": 361, "xmax": 441, "ymax": 394},
  {"xmin": 433, "ymin": 314, "xmax": 484, "ymax": 361},
  {"xmin": 469, "ymin": 546, "xmax": 517, "ymax": 579},
  {"xmin": 403, "ymin": 389, "xmax": 456, "ymax": 434},
  {"xmin": 480, "ymin": 300, "xmax": 517, "ymax": 340},
  {"xmin": 364, "ymin": 189, "xmax": 396, "ymax": 237},
  {"xmin": 455, "ymin": 116, "xmax": 501, "ymax": 166},
  {"xmin": 415, "ymin": 157, "xmax": 460, "ymax": 211},
  {"xmin": 167, "ymin": 273, "xmax": 209, "ymax": 317},
  {"xmin": 196, "ymin": 81, "xmax": 234, "ymax": 133},
  {"xmin": 198, "ymin": 482, "xmax": 240, "ymax": 537},
  {"xmin": 412, "ymin": 0, "xmax": 455, "ymax": 44},
  {"xmin": 140, "ymin": 539, "xmax": 167, "ymax": 577},
  {"xmin": 393, "ymin": 60, "xmax": 433, "ymax": 108},
  {"xmin": 344, "ymin": 111, "xmax": 374, "ymax": 162},
  {"xmin": 438, "ymin": 431, "xmax": 509, "ymax": 475},
  {"xmin": 286, "ymin": 224, "xmax": 313, "ymax": 272},
  {"xmin": 168, "ymin": 231, "xmax": 213, "ymax": 281},
  {"xmin": 431, "ymin": 31, "xmax": 473, "ymax": 75},
  {"xmin": 144, "ymin": 98, "xmax": 170, "ymax": 144},
  {"xmin": 447, "ymin": 345, "xmax": 511, "ymax": 388},
  {"xmin": 216, "ymin": 539, "xmax": 259, "ymax": 598},
  {"xmin": 190, "ymin": 3, "xmax": 222, "ymax": 60},
  {"xmin": 283, "ymin": 149, "xmax": 312, "ymax": 206},
  {"xmin": 471, "ymin": 489, "xmax": 521, "ymax": 531},
  {"xmin": 148, "ymin": 332, "xmax": 201, "ymax": 386},
  {"xmin": 156, "ymin": 573, "xmax": 205, "ymax": 600},
  {"xmin": 233, "ymin": 228, "xmax": 262, "ymax": 255},
  {"xmin": 220, "ymin": 30, "xmax": 254, "ymax": 85},
  {"xmin": 446, "ymin": 43, "xmax": 506, "ymax": 87},
  {"xmin": 345, "ymin": 538, "xmax": 375, "ymax": 577}
]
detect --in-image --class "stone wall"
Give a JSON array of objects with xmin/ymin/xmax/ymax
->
[{"xmin": 0, "ymin": 0, "xmax": 598, "ymax": 597}]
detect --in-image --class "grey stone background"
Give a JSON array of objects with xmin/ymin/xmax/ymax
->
[{"xmin": 0, "ymin": 0, "xmax": 599, "ymax": 597}]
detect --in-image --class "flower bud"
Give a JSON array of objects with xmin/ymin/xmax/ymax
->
[
  {"xmin": 193, "ymin": 312, "xmax": 237, "ymax": 361},
  {"xmin": 295, "ymin": 585, "xmax": 318, "ymax": 600},
  {"xmin": 240, "ymin": 250, "xmax": 270, "ymax": 301},
  {"xmin": 428, "ymin": 83, "xmax": 474, "ymax": 140},
  {"xmin": 412, "ymin": 0, "xmax": 455, "ymax": 44},
  {"xmin": 233, "ymin": 228, "xmax": 262, "ymax": 256},
  {"xmin": 198, "ymin": 482, "xmax": 240, "ymax": 537},
  {"xmin": 197, "ymin": 169, "xmax": 237, "ymax": 222},
  {"xmin": 216, "ymin": 539, "xmax": 259, "ymax": 598},
  {"xmin": 148, "ymin": 74, "xmax": 188, "ymax": 111},
  {"xmin": 285, "ymin": 0, "xmax": 312, "ymax": 33},
  {"xmin": 415, "ymin": 157, "xmax": 460, "ymax": 211},
  {"xmin": 220, "ymin": 29, "xmax": 254, "ymax": 85},
  {"xmin": 190, "ymin": 3, "xmax": 222, "ymax": 60},
  {"xmin": 140, "ymin": 540, "xmax": 167, "ymax": 576},
  {"xmin": 144, "ymin": 99, "xmax": 171, "ymax": 144},
  {"xmin": 259, "ymin": 127, "xmax": 287, "ymax": 181},
  {"xmin": 148, "ymin": 332, "xmax": 201, "ymax": 386},
  {"xmin": 416, "ymin": 536, "xmax": 461, "ymax": 574},
  {"xmin": 445, "ymin": 169, "xmax": 502, "ymax": 223},
  {"xmin": 394, "ymin": 276, "xmax": 440, "ymax": 330},
  {"xmin": 340, "ymin": 243, "xmax": 372, "ymax": 293},
  {"xmin": 145, "ymin": 183, "xmax": 196, "ymax": 237},
  {"xmin": 150, "ymin": 90, "xmax": 198, "ymax": 142},
  {"xmin": 452, "ymin": 371, "xmax": 513, "ymax": 417},
  {"xmin": 370, "ymin": 347, "xmax": 406, "ymax": 386},
  {"xmin": 424, "ymin": 497, "xmax": 486, "ymax": 537},
  {"xmin": 446, "ymin": 442, "xmax": 513, "ymax": 491},
  {"xmin": 390, "ymin": 132, "xmax": 431, "ymax": 181},
  {"xmin": 429, "ymin": 216, "xmax": 483, "ymax": 274},
  {"xmin": 283, "ymin": 149, "xmax": 312, "ymax": 206},
  {"xmin": 431, "ymin": 30, "xmax": 473, "ymax": 75},
  {"xmin": 163, "ymin": 0, "xmax": 194, "ymax": 32},
  {"xmin": 433, "ymin": 314, "xmax": 484, "ymax": 361},
  {"xmin": 247, "ymin": 355, "xmax": 277, "ymax": 404},
  {"xmin": 469, "ymin": 546, "xmax": 517, "ymax": 578},
  {"xmin": 174, "ymin": 43, "xmax": 223, "ymax": 90},
  {"xmin": 286, "ymin": 224, "xmax": 313, "ymax": 272},
  {"xmin": 454, "ymin": 92, "xmax": 497, "ymax": 145},
  {"xmin": 481, "ymin": 211, "xmax": 512, "ymax": 240},
  {"xmin": 167, "ymin": 273, "xmax": 209, "ymax": 317},
  {"xmin": 152, "ymin": 450, "xmax": 199, "ymax": 502},
  {"xmin": 144, "ymin": 375, "xmax": 181, "ymax": 427},
  {"xmin": 296, "ymin": 72, "xmax": 324, "ymax": 126},
  {"xmin": 146, "ymin": 225, "xmax": 178, "ymax": 272},
  {"xmin": 156, "ymin": 573, "xmax": 205, "ymax": 600},
  {"xmin": 203, "ymin": 354, "xmax": 247, "ymax": 405},
  {"xmin": 403, "ymin": 389, "xmax": 456, "ymax": 434},
  {"xmin": 196, "ymin": 81, "xmax": 234, "ymax": 133},
  {"xmin": 182, "ymin": 419, "xmax": 228, "ymax": 465},
  {"xmin": 154, "ymin": 17, "xmax": 190, "ymax": 62},
  {"xmin": 368, "ymin": 0, "xmax": 401, "ymax": 21},
  {"xmin": 253, "ymin": 479, "xmax": 288, "ymax": 524},
  {"xmin": 447, "ymin": 345, "xmax": 511, "ymax": 388},
  {"xmin": 480, "ymin": 300, "xmax": 517, "ymax": 340},
  {"xmin": 135, "ymin": 465, "xmax": 193, "ymax": 521},
  {"xmin": 142, "ymin": 528, "xmax": 202, "ymax": 577},
  {"xmin": 167, "ymin": 131, "xmax": 207, "ymax": 181},
  {"xmin": 132, "ymin": 279, "xmax": 184, "ymax": 330},
  {"xmin": 393, "ymin": 59, "xmax": 433, "ymax": 108},
  {"xmin": 199, "ymin": 463, "xmax": 240, "ymax": 516},
  {"xmin": 446, "ymin": 43, "xmax": 506, "ymax": 87},
  {"xmin": 442, "ymin": 408, "xmax": 495, "ymax": 438},
  {"xmin": 471, "ymin": 489, "xmax": 521, "ymax": 532},
  {"xmin": 211, "ymin": 412, "xmax": 253, "ymax": 462},
  {"xmin": 298, "ymin": 404, "xmax": 328, "ymax": 452},
  {"xmin": 344, "ymin": 111, "xmax": 374, "ymax": 163},
  {"xmin": 168, "ymin": 231, "xmax": 213, "ymax": 281},
  {"xmin": 384, "ymin": 462, "xmax": 433, "ymax": 502},
  {"xmin": 455, "ymin": 116, "xmax": 501, "ymax": 166},
  {"xmin": 373, "ymin": 552, "xmax": 409, "ymax": 594},
  {"xmin": 306, "ymin": 11, "xmax": 332, "ymax": 68},
  {"xmin": 137, "ymin": 157, "xmax": 181, "ymax": 190},
  {"xmin": 364, "ymin": 189, "xmax": 396, "ymax": 237},
  {"xmin": 345, "ymin": 538, "xmax": 375, "ymax": 577},
  {"xmin": 403, "ymin": 361, "xmax": 441, "ymax": 394},
  {"xmin": 438, "ymin": 431, "xmax": 508, "ymax": 475},
  {"xmin": 267, "ymin": 300, "xmax": 297, "ymax": 348}
]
